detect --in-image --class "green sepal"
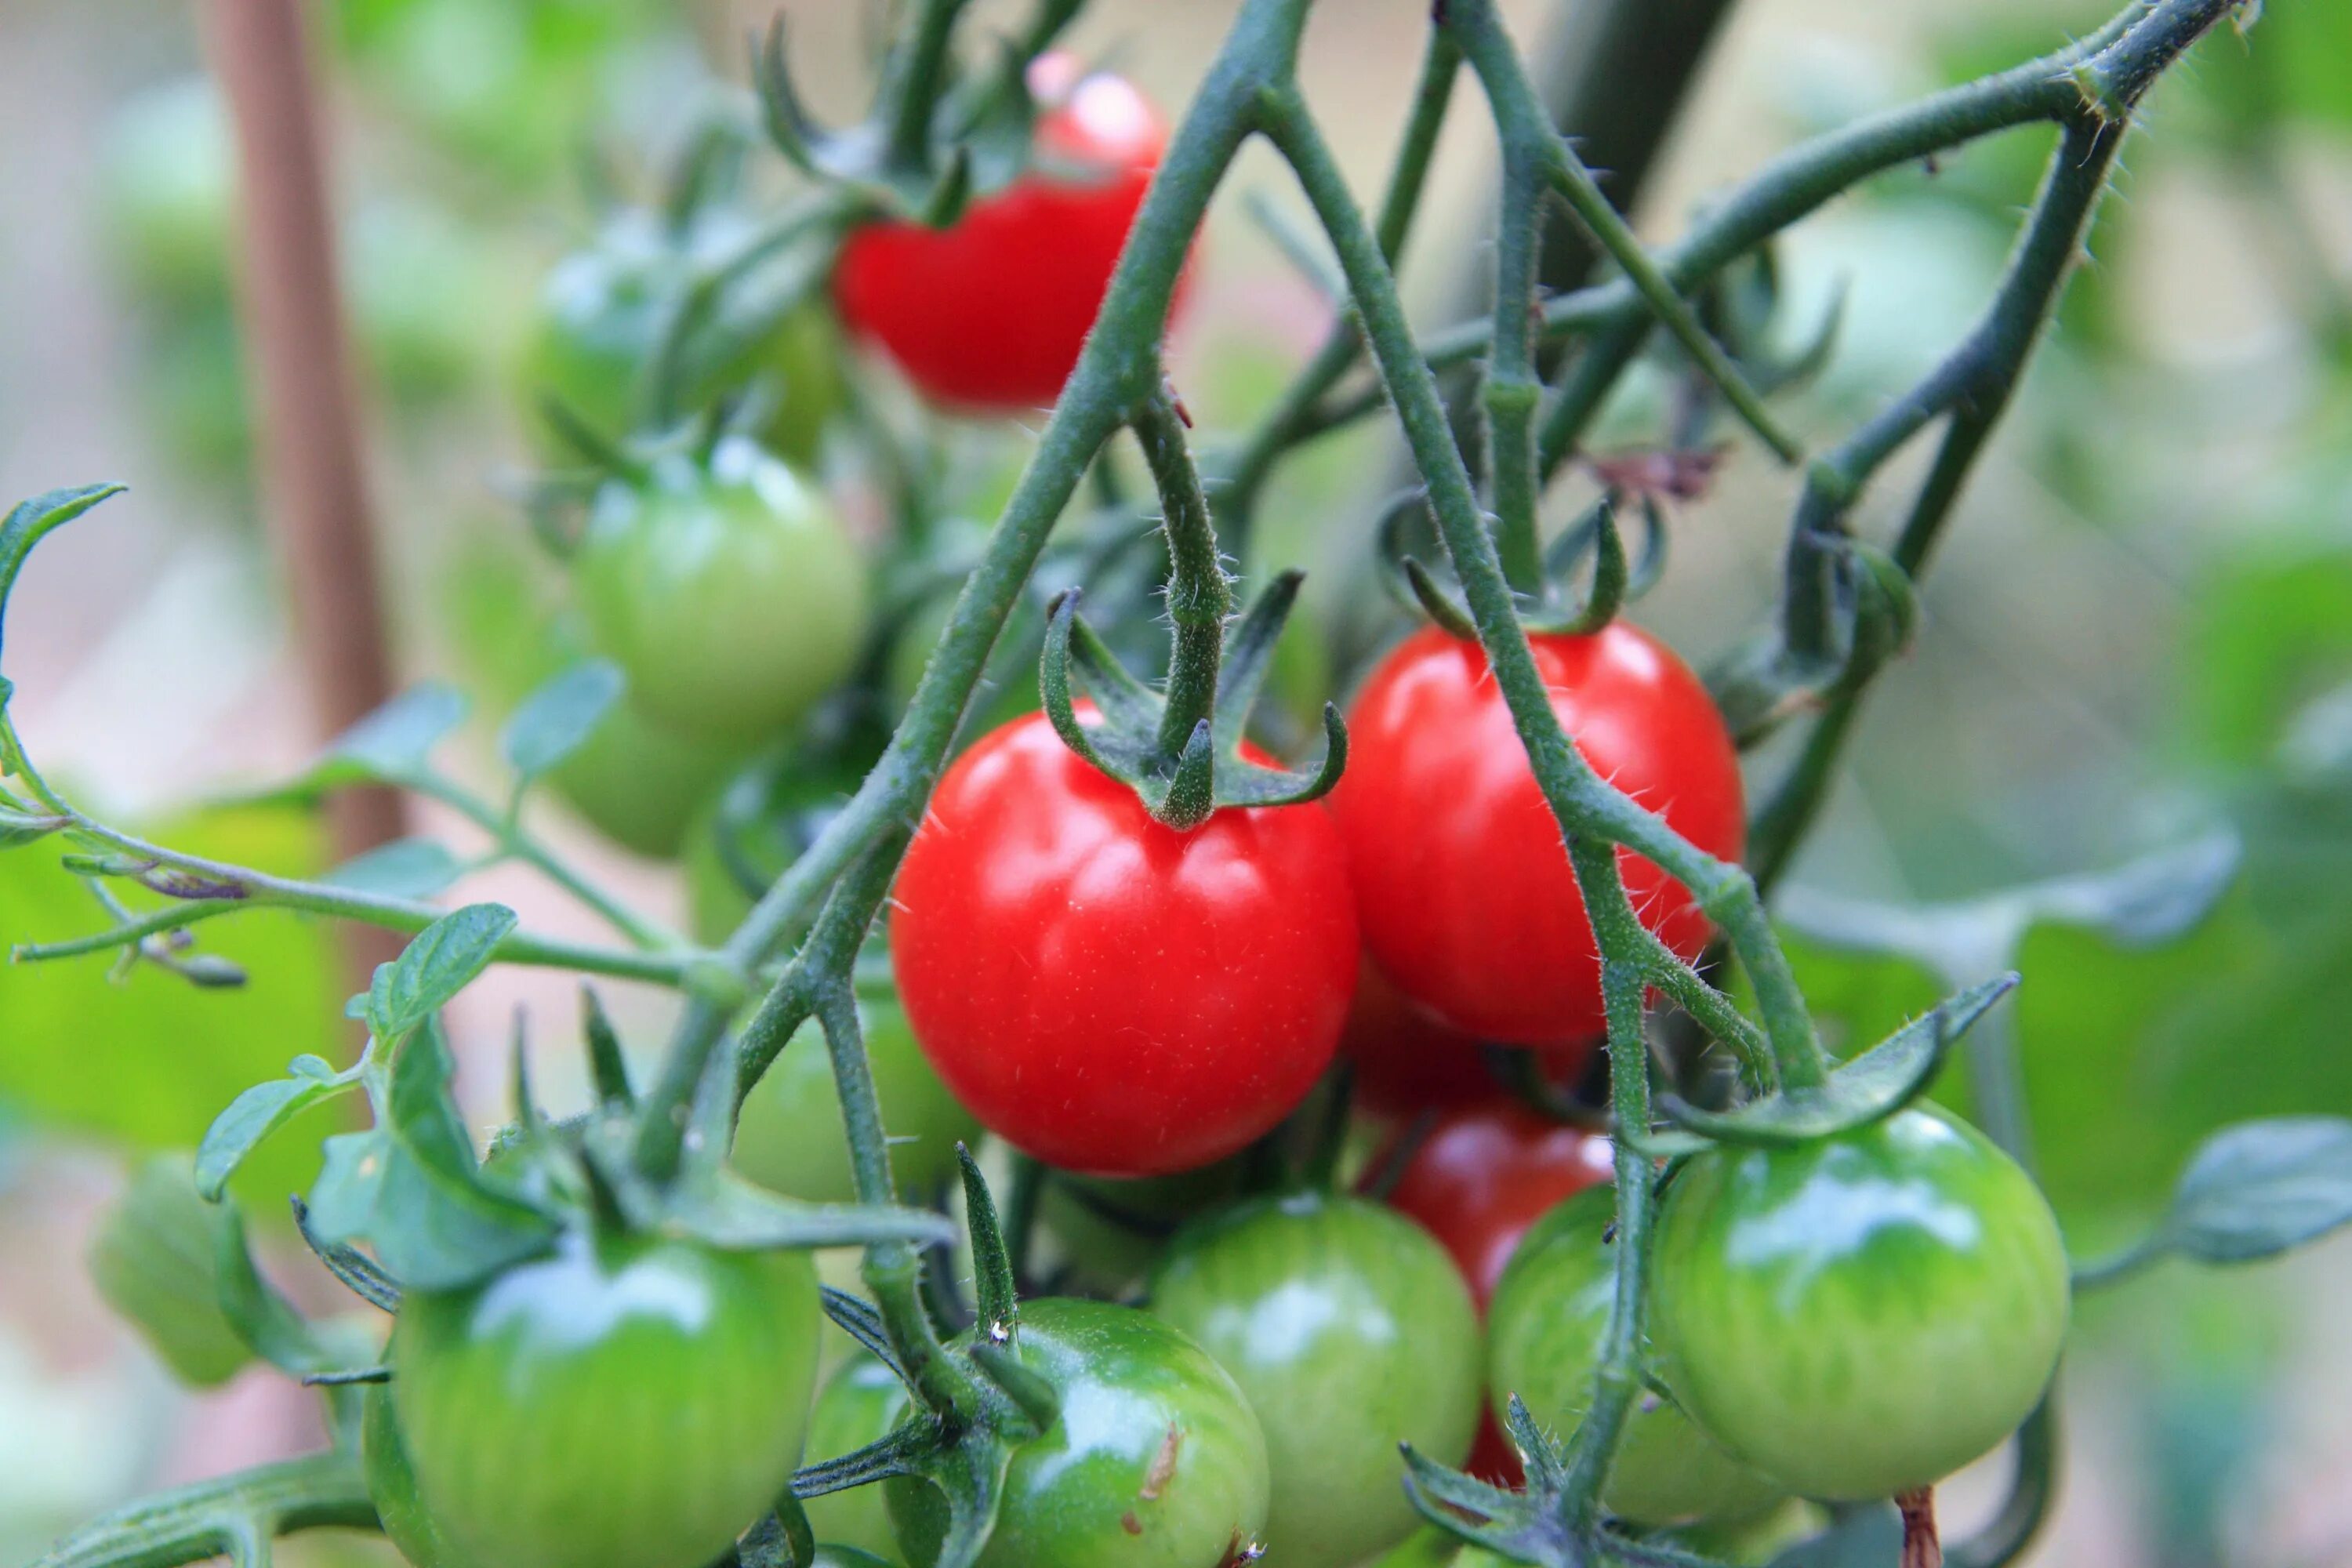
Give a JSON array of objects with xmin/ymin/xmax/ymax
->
[{"xmin": 1659, "ymin": 973, "xmax": 2015, "ymax": 1146}]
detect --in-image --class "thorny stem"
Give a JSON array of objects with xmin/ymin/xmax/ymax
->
[
  {"xmin": 1133, "ymin": 387, "xmax": 1231, "ymax": 760},
  {"xmin": 1219, "ymin": 28, "xmax": 1461, "ymax": 550}
]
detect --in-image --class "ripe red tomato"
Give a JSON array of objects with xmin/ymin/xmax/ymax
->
[
  {"xmin": 1372, "ymin": 1100, "xmax": 1610, "ymax": 1492},
  {"xmin": 890, "ymin": 710, "xmax": 1357, "ymax": 1177},
  {"xmin": 1340, "ymin": 963, "xmax": 1595, "ymax": 1119},
  {"xmin": 1374, "ymin": 1100, "xmax": 1614, "ymax": 1312},
  {"xmin": 832, "ymin": 57, "xmax": 1187, "ymax": 412},
  {"xmin": 1334, "ymin": 624, "xmax": 1744, "ymax": 1047}
]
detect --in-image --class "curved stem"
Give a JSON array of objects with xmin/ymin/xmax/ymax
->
[
  {"xmin": 1132, "ymin": 387, "xmax": 1231, "ymax": 760},
  {"xmin": 408, "ymin": 775, "xmax": 680, "ymax": 952},
  {"xmin": 10, "ymin": 810, "xmax": 701, "ymax": 988},
  {"xmin": 1486, "ymin": 149, "xmax": 1549, "ymax": 594},
  {"xmin": 29, "ymin": 1453, "xmax": 375, "ymax": 1568}
]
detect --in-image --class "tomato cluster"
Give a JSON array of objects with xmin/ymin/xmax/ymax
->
[{"xmin": 183, "ymin": 36, "xmax": 2082, "ymax": 1568}]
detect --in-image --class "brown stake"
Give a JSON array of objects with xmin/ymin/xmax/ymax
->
[
  {"xmin": 1897, "ymin": 1486, "xmax": 1943, "ymax": 1568},
  {"xmin": 201, "ymin": 0, "xmax": 404, "ymax": 975}
]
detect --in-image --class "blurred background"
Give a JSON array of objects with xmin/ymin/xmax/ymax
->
[{"xmin": 1, "ymin": 2, "xmax": 2348, "ymax": 1565}]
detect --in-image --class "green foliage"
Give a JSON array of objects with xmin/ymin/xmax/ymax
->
[{"xmin": 0, "ymin": 804, "xmax": 347, "ymax": 1209}]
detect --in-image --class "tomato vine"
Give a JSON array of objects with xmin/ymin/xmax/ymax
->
[{"xmin": 1, "ymin": 1, "xmax": 2278, "ymax": 1566}]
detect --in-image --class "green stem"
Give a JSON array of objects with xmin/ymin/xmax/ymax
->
[
  {"xmin": 1258, "ymin": 88, "xmax": 1829, "ymax": 1093},
  {"xmin": 884, "ymin": 0, "xmax": 975, "ymax": 172},
  {"xmin": 1220, "ymin": 28, "xmax": 1461, "ymax": 544},
  {"xmin": 1133, "ymin": 388, "xmax": 1231, "ymax": 760},
  {"xmin": 1750, "ymin": 111, "xmax": 2126, "ymax": 893},
  {"xmin": 410, "ymin": 776, "xmax": 678, "ymax": 953},
  {"xmin": 1439, "ymin": 0, "xmax": 1799, "ymax": 466},
  {"xmin": 1554, "ymin": 899, "xmax": 1661, "ymax": 1528},
  {"xmin": 11, "ymin": 817, "xmax": 699, "ymax": 988},
  {"xmin": 28, "ymin": 1453, "xmax": 375, "ymax": 1568},
  {"xmin": 1486, "ymin": 150, "xmax": 1549, "ymax": 595}
]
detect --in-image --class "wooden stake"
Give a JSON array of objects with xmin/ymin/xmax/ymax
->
[{"xmin": 201, "ymin": 0, "xmax": 404, "ymax": 973}]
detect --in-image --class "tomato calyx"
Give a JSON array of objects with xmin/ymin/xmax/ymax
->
[
  {"xmin": 752, "ymin": 7, "xmax": 1076, "ymax": 228},
  {"xmin": 1629, "ymin": 971, "xmax": 2016, "ymax": 1161},
  {"xmin": 1397, "ymin": 1396, "xmax": 1671, "ymax": 1568},
  {"xmin": 1380, "ymin": 488, "xmax": 1667, "ymax": 640},
  {"xmin": 1039, "ymin": 577, "xmax": 1347, "ymax": 831}
]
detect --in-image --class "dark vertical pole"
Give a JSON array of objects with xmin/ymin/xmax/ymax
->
[{"xmin": 201, "ymin": 0, "xmax": 405, "ymax": 972}]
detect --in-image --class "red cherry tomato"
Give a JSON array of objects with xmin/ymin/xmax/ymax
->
[
  {"xmin": 890, "ymin": 710, "xmax": 1358, "ymax": 1177},
  {"xmin": 1334, "ymin": 624, "xmax": 1744, "ymax": 1047},
  {"xmin": 1340, "ymin": 962, "xmax": 1595, "ymax": 1120},
  {"xmin": 833, "ymin": 58, "xmax": 1187, "ymax": 412},
  {"xmin": 1374, "ymin": 1101, "xmax": 1613, "ymax": 1312}
]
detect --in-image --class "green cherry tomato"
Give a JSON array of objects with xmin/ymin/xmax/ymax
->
[
  {"xmin": 732, "ymin": 992, "xmax": 981, "ymax": 1207},
  {"xmin": 544, "ymin": 693, "xmax": 750, "ymax": 859},
  {"xmin": 1147, "ymin": 1192, "xmax": 1483, "ymax": 1568},
  {"xmin": 885, "ymin": 1299, "xmax": 1269, "ymax": 1568},
  {"xmin": 1487, "ymin": 1187, "xmax": 1781, "ymax": 1526},
  {"xmin": 575, "ymin": 439, "xmax": 869, "ymax": 746},
  {"xmin": 363, "ymin": 1384, "xmax": 481, "ymax": 1568},
  {"xmin": 1651, "ymin": 1106, "xmax": 2071, "ymax": 1501},
  {"xmin": 803, "ymin": 1355, "xmax": 913, "ymax": 1563},
  {"xmin": 524, "ymin": 209, "xmax": 844, "ymax": 467},
  {"xmin": 390, "ymin": 1230, "xmax": 822, "ymax": 1568},
  {"xmin": 1034, "ymin": 1160, "xmax": 1249, "ymax": 1298},
  {"xmin": 810, "ymin": 1552, "xmax": 896, "ymax": 1568}
]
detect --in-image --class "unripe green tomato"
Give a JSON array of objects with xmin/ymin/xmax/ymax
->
[
  {"xmin": 523, "ymin": 210, "xmax": 844, "ymax": 467},
  {"xmin": 543, "ymin": 694, "xmax": 750, "ymax": 860},
  {"xmin": 85, "ymin": 1153, "xmax": 250, "ymax": 1388},
  {"xmin": 1486, "ymin": 1186, "xmax": 1781, "ymax": 1526},
  {"xmin": 438, "ymin": 539, "xmax": 749, "ymax": 859},
  {"xmin": 362, "ymin": 1384, "xmax": 481, "ymax": 1568},
  {"xmin": 1651, "ymin": 1106, "xmax": 2071, "ymax": 1501},
  {"xmin": 1033, "ymin": 1160, "xmax": 1248, "ymax": 1298},
  {"xmin": 390, "ymin": 1230, "xmax": 822, "ymax": 1568},
  {"xmin": 884, "ymin": 1299, "xmax": 1269, "ymax": 1568},
  {"xmin": 731, "ymin": 994, "xmax": 979, "ymax": 1205},
  {"xmin": 802, "ymin": 1355, "xmax": 912, "ymax": 1563},
  {"xmin": 681, "ymin": 753, "xmax": 866, "ymax": 945},
  {"xmin": 810, "ymin": 1552, "xmax": 895, "ymax": 1568},
  {"xmin": 575, "ymin": 440, "xmax": 869, "ymax": 746},
  {"xmin": 1361, "ymin": 1529, "xmax": 1472, "ymax": 1568},
  {"xmin": 1147, "ymin": 1192, "xmax": 1482, "ymax": 1568}
]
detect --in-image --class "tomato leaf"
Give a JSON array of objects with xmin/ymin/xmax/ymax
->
[
  {"xmin": 361, "ymin": 902, "xmax": 516, "ymax": 1043},
  {"xmin": 0, "ymin": 483, "xmax": 125, "ymax": 670},
  {"xmin": 327, "ymin": 683, "xmax": 470, "ymax": 783},
  {"xmin": 322, "ymin": 837, "xmax": 464, "ymax": 900},
  {"xmin": 655, "ymin": 1168, "xmax": 958, "ymax": 1254},
  {"xmin": 1660, "ymin": 975, "xmax": 2016, "ymax": 1146},
  {"xmin": 2159, "ymin": 1116, "xmax": 2352, "ymax": 1265},
  {"xmin": 196, "ymin": 1068, "xmax": 359, "ymax": 1201},
  {"xmin": 500, "ymin": 659, "xmax": 624, "ymax": 782},
  {"xmin": 307, "ymin": 1024, "xmax": 557, "ymax": 1291}
]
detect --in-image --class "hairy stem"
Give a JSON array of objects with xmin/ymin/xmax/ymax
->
[
  {"xmin": 29, "ymin": 1453, "xmax": 375, "ymax": 1568},
  {"xmin": 1133, "ymin": 387, "xmax": 1231, "ymax": 760}
]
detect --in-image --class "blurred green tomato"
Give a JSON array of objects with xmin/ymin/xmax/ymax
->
[
  {"xmin": 97, "ymin": 77, "xmax": 234, "ymax": 309},
  {"xmin": 801, "ymin": 1355, "xmax": 910, "ymax": 1563},
  {"xmin": 523, "ymin": 209, "xmax": 844, "ymax": 465},
  {"xmin": 1034, "ymin": 1159, "xmax": 1249, "ymax": 1298},
  {"xmin": 731, "ymin": 993, "xmax": 978, "ymax": 1205},
  {"xmin": 86, "ymin": 1153, "xmax": 252, "ymax": 1388},
  {"xmin": 440, "ymin": 533, "xmax": 751, "ymax": 859},
  {"xmin": 575, "ymin": 441, "xmax": 869, "ymax": 746}
]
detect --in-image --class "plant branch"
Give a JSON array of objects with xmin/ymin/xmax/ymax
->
[
  {"xmin": 29, "ymin": 1452, "xmax": 375, "ymax": 1568},
  {"xmin": 1132, "ymin": 387, "xmax": 1231, "ymax": 760}
]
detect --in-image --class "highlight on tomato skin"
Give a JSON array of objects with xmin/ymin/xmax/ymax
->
[
  {"xmin": 1334, "ymin": 622, "xmax": 1744, "ymax": 1047},
  {"xmin": 887, "ymin": 709, "xmax": 1359, "ymax": 1179},
  {"xmin": 831, "ymin": 55, "xmax": 1192, "ymax": 414}
]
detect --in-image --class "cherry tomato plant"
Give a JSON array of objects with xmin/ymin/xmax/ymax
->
[{"xmin": 10, "ymin": 3, "xmax": 2347, "ymax": 1568}]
